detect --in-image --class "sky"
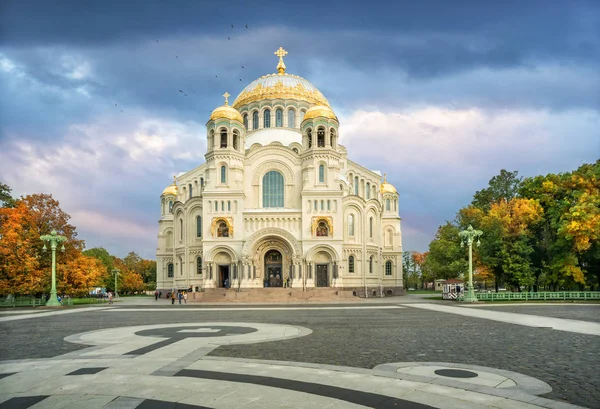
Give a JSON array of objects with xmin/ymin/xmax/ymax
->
[{"xmin": 1, "ymin": 0, "xmax": 599, "ymax": 259}]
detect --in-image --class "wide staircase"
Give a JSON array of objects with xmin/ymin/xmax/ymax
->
[{"xmin": 188, "ymin": 288, "xmax": 358, "ymax": 303}]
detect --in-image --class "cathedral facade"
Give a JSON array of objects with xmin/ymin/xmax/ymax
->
[{"xmin": 156, "ymin": 48, "xmax": 403, "ymax": 295}]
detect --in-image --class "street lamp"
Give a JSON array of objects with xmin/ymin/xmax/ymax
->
[
  {"xmin": 112, "ymin": 268, "xmax": 120, "ymax": 297},
  {"xmin": 459, "ymin": 225, "xmax": 483, "ymax": 303},
  {"xmin": 40, "ymin": 230, "xmax": 67, "ymax": 307}
]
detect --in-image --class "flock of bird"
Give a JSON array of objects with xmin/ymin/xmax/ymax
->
[{"xmin": 115, "ymin": 23, "xmax": 250, "ymax": 114}]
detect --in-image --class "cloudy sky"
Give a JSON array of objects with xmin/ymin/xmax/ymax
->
[{"xmin": 1, "ymin": 0, "xmax": 598, "ymax": 259}]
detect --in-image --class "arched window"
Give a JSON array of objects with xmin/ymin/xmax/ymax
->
[
  {"xmin": 220, "ymin": 165, "xmax": 227, "ymax": 184},
  {"xmin": 179, "ymin": 219, "xmax": 183, "ymax": 240},
  {"xmin": 221, "ymin": 201, "xmax": 224, "ymax": 211},
  {"xmin": 299, "ymin": 110, "xmax": 305, "ymax": 123},
  {"xmin": 307, "ymin": 129, "xmax": 312, "ymax": 148},
  {"xmin": 276, "ymin": 109, "xmax": 283, "ymax": 127},
  {"xmin": 262, "ymin": 170, "xmax": 284, "ymax": 207},
  {"xmin": 264, "ymin": 109, "xmax": 271, "ymax": 128},
  {"xmin": 369, "ymin": 256, "xmax": 373, "ymax": 273},
  {"xmin": 180, "ymin": 257, "xmax": 183, "ymax": 274},
  {"xmin": 386, "ymin": 198, "xmax": 391, "ymax": 211},
  {"xmin": 243, "ymin": 114, "xmax": 248, "ymax": 130},
  {"xmin": 321, "ymin": 200, "xmax": 324, "ymax": 210},
  {"xmin": 348, "ymin": 255, "xmax": 355, "ymax": 273},
  {"xmin": 217, "ymin": 221, "xmax": 229, "ymax": 237},
  {"xmin": 369, "ymin": 217, "xmax": 373, "ymax": 238},
  {"xmin": 316, "ymin": 220, "xmax": 329, "ymax": 236},
  {"xmin": 288, "ymin": 109, "xmax": 295, "ymax": 127},
  {"xmin": 168, "ymin": 201, "xmax": 173, "ymax": 213},
  {"xmin": 385, "ymin": 261, "xmax": 393, "ymax": 276},
  {"xmin": 252, "ymin": 111, "xmax": 259, "ymax": 130},
  {"xmin": 200, "ymin": 177, "xmax": 204, "ymax": 188},
  {"xmin": 317, "ymin": 127, "xmax": 325, "ymax": 147},
  {"xmin": 330, "ymin": 129, "xmax": 335, "ymax": 147},
  {"xmin": 348, "ymin": 214, "xmax": 355, "ymax": 236},
  {"xmin": 220, "ymin": 129, "xmax": 227, "ymax": 148},
  {"xmin": 167, "ymin": 263, "xmax": 174, "ymax": 278},
  {"xmin": 196, "ymin": 216, "xmax": 202, "ymax": 237},
  {"xmin": 189, "ymin": 183, "xmax": 192, "ymax": 199},
  {"xmin": 327, "ymin": 200, "xmax": 331, "ymax": 210},
  {"xmin": 197, "ymin": 257, "xmax": 202, "ymax": 274},
  {"xmin": 313, "ymin": 201, "xmax": 317, "ymax": 211},
  {"xmin": 214, "ymin": 201, "xmax": 218, "ymax": 211},
  {"xmin": 354, "ymin": 177, "xmax": 359, "ymax": 195},
  {"xmin": 233, "ymin": 131, "xmax": 239, "ymax": 150},
  {"xmin": 319, "ymin": 165, "xmax": 325, "ymax": 183},
  {"xmin": 227, "ymin": 201, "xmax": 231, "ymax": 211},
  {"xmin": 366, "ymin": 183, "xmax": 370, "ymax": 199}
]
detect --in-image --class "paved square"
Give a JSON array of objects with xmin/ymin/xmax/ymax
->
[{"xmin": 1, "ymin": 299, "xmax": 598, "ymax": 408}]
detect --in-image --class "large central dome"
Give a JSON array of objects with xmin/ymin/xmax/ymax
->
[
  {"xmin": 232, "ymin": 47, "xmax": 330, "ymax": 109},
  {"xmin": 232, "ymin": 73, "xmax": 330, "ymax": 109}
]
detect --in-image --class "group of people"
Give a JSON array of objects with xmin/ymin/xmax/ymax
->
[{"xmin": 155, "ymin": 290, "xmax": 188, "ymax": 305}]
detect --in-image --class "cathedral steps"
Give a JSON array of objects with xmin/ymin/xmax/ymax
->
[{"xmin": 188, "ymin": 288, "xmax": 358, "ymax": 303}]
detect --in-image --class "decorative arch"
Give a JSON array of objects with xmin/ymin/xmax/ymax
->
[
  {"xmin": 242, "ymin": 227, "xmax": 301, "ymax": 258},
  {"xmin": 211, "ymin": 217, "xmax": 234, "ymax": 237},
  {"xmin": 311, "ymin": 216, "xmax": 333, "ymax": 237},
  {"xmin": 305, "ymin": 243, "xmax": 340, "ymax": 262},
  {"xmin": 207, "ymin": 245, "xmax": 238, "ymax": 263},
  {"xmin": 252, "ymin": 160, "xmax": 294, "ymax": 186}
]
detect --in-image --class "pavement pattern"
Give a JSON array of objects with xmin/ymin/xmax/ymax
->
[{"xmin": 1, "ymin": 299, "xmax": 598, "ymax": 408}]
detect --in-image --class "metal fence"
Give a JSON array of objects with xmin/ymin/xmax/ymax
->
[{"xmin": 458, "ymin": 291, "xmax": 600, "ymax": 301}]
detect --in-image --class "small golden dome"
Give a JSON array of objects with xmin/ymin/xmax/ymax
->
[
  {"xmin": 162, "ymin": 176, "xmax": 178, "ymax": 196},
  {"xmin": 303, "ymin": 105, "xmax": 338, "ymax": 122},
  {"xmin": 209, "ymin": 92, "xmax": 243, "ymax": 123},
  {"xmin": 380, "ymin": 174, "xmax": 397, "ymax": 194},
  {"xmin": 162, "ymin": 184, "xmax": 178, "ymax": 196}
]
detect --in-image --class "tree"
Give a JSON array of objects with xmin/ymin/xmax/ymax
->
[
  {"xmin": 83, "ymin": 247, "xmax": 114, "ymax": 288},
  {"xmin": 472, "ymin": 170, "xmax": 522, "ymax": 211},
  {"xmin": 58, "ymin": 255, "xmax": 105, "ymax": 297},
  {"xmin": 0, "ymin": 181, "xmax": 16, "ymax": 208},
  {"xmin": 0, "ymin": 202, "xmax": 42, "ymax": 294},
  {"xmin": 426, "ymin": 222, "xmax": 467, "ymax": 280},
  {"xmin": 521, "ymin": 161, "xmax": 600, "ymax": 288}
]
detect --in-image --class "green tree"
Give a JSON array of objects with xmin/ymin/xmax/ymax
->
[
  {"xmin": 83, "ymin": 247, "xmax": 114, "ymax": 287},
  {"xmin": 472, "ymin": 170, "xmax": 522, "ymax": 211},
  {"xmin": 0, "ymin": 181, "xmax": 16, "ymax": 208},
  {"xmin": 426, "ymin": 222, "xmax": 467, "ymax": 280}
]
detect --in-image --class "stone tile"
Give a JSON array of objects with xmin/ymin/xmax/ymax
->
[{"xmin": 28, "ymin": 394, "xmax": 115, "ymax": 409}]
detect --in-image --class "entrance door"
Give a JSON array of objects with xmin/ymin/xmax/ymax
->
[
  {"xmin": 219, "ymin": 266, "xmax": 230, "ymax": 288},
  {"xmin": 316, "ymin": 264, "xmax": 328, "ymax": 287},
  {"xmin": 265, "ymin": 250, "xmax": 283, "ymax": 287}
]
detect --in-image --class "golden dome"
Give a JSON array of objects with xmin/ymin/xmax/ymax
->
[
  {"xmin": 303, "ymin": 105, "xmax": 338, "ymax": 122},
  {"xmin": 232, "ymin": 48, "xmax": 330, "ymax": 109},
  {"xmin": 162, "ymin": 176, "xmax": 178, "ymax": 196},
  {"xmin": 209, "ymin": 92, "xmax": 243, "ymax": 123},
  {"xmin": 380, "ymin": 174, "xmax": 397, "ymax": 194}
]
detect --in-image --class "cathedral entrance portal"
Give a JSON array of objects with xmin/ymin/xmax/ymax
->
[
  {"xmin": 316, "ymin": 264, "xmax": 328, "ymax": 287},
  {"xmin": 265, "ymin": 250, "xmax": 283, "ymax": 287},
  {"xmin": 219, "ymin": 265, "xmax": 230, "ymax": 288}
]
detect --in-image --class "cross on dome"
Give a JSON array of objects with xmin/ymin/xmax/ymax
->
[
  {"xmin": 223, "ymin": 92, "xmax": 230, "ymax": 106},
  {"xmin": 274, "ymin": 46, "xmax": 288, "ymax": 75}
]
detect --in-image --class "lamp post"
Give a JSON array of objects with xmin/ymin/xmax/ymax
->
[
  {"xmin": 112, "ymin": 268, "xmax": 120, "ymax": 297},
  {"xmin": 40, "ymin": 230, "xmax": 67, "ymax": 307},
  {"xmin": 459, "ymin": 225, "xmax": 483, "ymax": 303}
]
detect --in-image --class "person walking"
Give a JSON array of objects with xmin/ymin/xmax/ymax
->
[
  {"xmin": 171, "ymin": 292, "xmax": 175, "ymax": 305},
  {"xmin": 183, "ymin": 291, "xmax": 188, "ymax": 304},
  {"xmin": 154, "ymin": 291, "xmax": 159, "ymax": 301},
  {"xmin": 108, "ymin": 292, "xmax": 113, "ymax": 305},
  {"xmin": 178, "ymin": 291, "xmax": 183, "ymax": 305}
]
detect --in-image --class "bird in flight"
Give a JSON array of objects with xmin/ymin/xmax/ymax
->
[
  {"xmin": 176, "ymin": 56, "xmax": 178, "ymax": 58},
  {"xmin": 115, "ymin": 104, "xmax": 117, "ymax": 107},
  {"xmin": 228, "ymin": 37, "xmax": 230, "ymax": 40},
  {"xmin": 231, "ymin": 24, "xmax": 234, "ymax": 28},
  {"xmin": 245, "ymin": 24, "xmax": 248, "ymax": 29},
  {"xmin": 184, "ymin": 93, "xmax": 188, "ymax": 96},
  {"xmin": 156, "ymin": 40, "xmax": 158, "ymax": 42},
  {"xmin": 179, "ymin": 90, "xmax": 183, "ymax": 93},
  {"xmin": 239, "ymin": 78, "xmax": 242, "ymax": 81},
  {"xmin": 241, "ymin": 65, "xmax": 244, "ymax": 69},
  {"xmin": 215, "ymin": 75, "xmax": 218, "ymax": 78}
]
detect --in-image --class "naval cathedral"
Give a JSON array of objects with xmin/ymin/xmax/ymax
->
[{"xmin": 156, "ymin": 48, "xmax": 403, "ymax": 295}]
